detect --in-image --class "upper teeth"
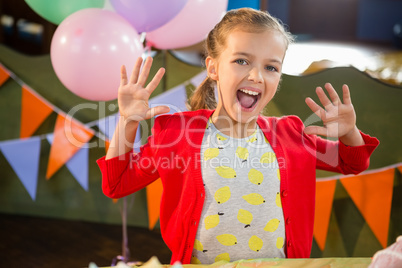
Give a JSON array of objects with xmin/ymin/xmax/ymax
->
[{"xmin": 240, "ymin": 89, "xmax": 259, "ymax": 96}]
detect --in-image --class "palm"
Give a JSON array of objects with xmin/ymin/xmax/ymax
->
[
  {"xmin": 118, "ymin": 57, "xmax": 169, "ymax": 122},
  {"xmin": 304, "ymin": 83, "xmax": 356, "ymax": 138}
]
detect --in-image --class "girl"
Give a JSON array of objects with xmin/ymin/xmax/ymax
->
[{"xmin": 97, "ymin": 8, "xmax": 379, "ymax": 265}]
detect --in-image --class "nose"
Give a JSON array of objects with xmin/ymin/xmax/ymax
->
[{"xmin": 248, "ymin": 67, "xmax": 263, "ymax": 83}]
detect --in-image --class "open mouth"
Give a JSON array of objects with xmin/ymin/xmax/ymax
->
[{"xmin": 237, "ymin": 88, "xmax": 261, "ymax": 110}]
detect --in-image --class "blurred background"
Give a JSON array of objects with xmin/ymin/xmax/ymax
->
[{"xmin": 0, "ymin": 0, "xmax": 401, "ymax": 267}]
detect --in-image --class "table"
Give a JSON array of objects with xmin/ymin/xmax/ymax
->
[{"xmin": 101, "ymin": 257, "xmax": 373, "ymax": 268}]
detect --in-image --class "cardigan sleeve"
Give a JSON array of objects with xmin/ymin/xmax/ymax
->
[
  {"xmin": 314, "ymin": 131, "xmax": 379, "ymax": 174},
  {"xmin": 287, "ymin": 115, "xmax": 379, "ymax": 175},
  {"xmin": 96, "ymin": 116, "xmax": 167, "ymax": 199}
]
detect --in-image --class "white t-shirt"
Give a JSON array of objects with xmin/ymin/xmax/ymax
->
[{"xmin": 192, "ymin": 118, "xmax": 286, "ymax": 264}]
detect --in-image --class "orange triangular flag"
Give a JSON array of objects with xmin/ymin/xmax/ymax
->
[
  {"xmin": 20, "ymin": 86, "xmax": 54, "ymax": 138},
  {"xmin": 397, "ymin": 165, "xmax": 402, "ymax": 175},
  {"xmin": 314, "ymin": 179, "xmax": 337, "ymax": 251},
  {"xmin": 146, "ymin": 178, "xmax": 163, "ymax": 230},
  {"xmin": 0, "ymin": 65, "xmax": 10, "ymax": 86},
  {"xmin": 46, "ymin": 114, "xmax": 94, "ymax": 179},
  {"xmin": 340, "ymin": 168, "xmax": 394, "ymax": 248}
]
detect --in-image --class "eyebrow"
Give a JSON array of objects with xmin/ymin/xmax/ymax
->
[{"xmin": 233, "ymin": 51, "xmax": 283, "ymax": 65}]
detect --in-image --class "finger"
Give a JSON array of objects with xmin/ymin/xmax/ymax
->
[
  {"xmin": 305, "ymin": 97, "xmax": 324, "ymax": 118},
  {"xmin": 342, "ymin": 84, "xmax": 352, "ymax": 105},
  {"xmin": 316, "ymin": 86, "xmax": 332, "ymax": 109},
  {"xmin": 146, "ymin": 105, "xmax": 170, "ymax": 119},
  {"xmin": 324, "ymin": 83, "xmax": 341, "ymax": 105},
  {"xmin": 120, "ymin": 65, "xmax": 128, "ymax": 86},
  {"xmin": 304, "ymin": 125, "xmax": 328, "ymax": 136},
  {"xmin": 137, "ymin": 57, "xmax": 153, "ymax": 86},
  {"xmin": 129, "ymin": 57, "xmax": 144, "ymax": 84},
  {"xmin": 146, "ymin": 68, "xmax": 165, "ymax": 93}
]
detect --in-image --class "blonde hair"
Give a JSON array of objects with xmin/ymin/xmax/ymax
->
[{"xmin": 188, "ymin": 8, "xmax": 294, "ymax": 111}]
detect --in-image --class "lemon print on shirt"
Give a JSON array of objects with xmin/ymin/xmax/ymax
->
[
  {"xmin": 236, "ymin": 147, "xmax": 249, "ymax": 160},
  {"xmin": 248, "ymin": 169, "xmax": 264, "ymax": 185},
  {"xmin": 215, "ymin": 166, "xmax": 236, "ymax": 178},
  {"xmin": 246, "ymin": 136, "xmax": 257, "ymax": 143},
  {"xmin": 264, "ymin": 218, "xmax": 280, "ymax": 232},
  {"xmin": 264, "ymin": 135, "xmax": 269, "ymax": 144},
  {"xmin": 216, "ymin": 234, "xmax": 237, "ymax": 246},
  {"xmin": 194, "ymin": 239, "xmax": 207, "ymax": 252},
  {"xmin": 204, "ymin": 148, "xmax": 220, "ymax": 160},
  {"xmin": 237, "ymin": 209, "xmax": 253, "ymax": 228},
  {"xmin": 205, "ymin": 213, "xmax": 222, "ymax": 230},
  {"xmin": 215, "ymin": 186, "xmax": 231, "ymax": 204},
  {"xmin": 191, "ymin": 256, "xmax": 202, "ymax": 264},
  {"xmin": 277, "ymin": 169, "xmax": 281, "ymax": 180},
  {"xmin": 260, "ymin": 152, "xmax": 276, "ymax": 164},
  {"xmin": 249, "ymin": 235, "xmax": 263, "ymax": 252},
  {"xmin": 276, "ymin": 237, "xmax": 284, "ymax": 249},
  {"xmin": 275, "ymin": 192, "xmax": 282, "ymax": 208},
  {"xmin": 215, "ymin": 253, "xmax": 230, "ymax": 262},
  {"xmin": 216, "ymin": 133, "xmax": 227, "ymax": 141},
  {"xmin": 242, "ymin": 193, "xmax": 265, "ymax": 205}
]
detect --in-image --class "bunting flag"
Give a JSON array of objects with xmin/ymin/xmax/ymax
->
[
  {"xmin": 314, "ymin": 179, "xmax": 337, "ymax": 251},
  {"xmin": 20, "ymin": 86, "xmax": 54, "ymax": 138},
  {"xmin": 340, "ymin": 168, "xmax": 395, "ymax": 248},
  {"xmin": 190, "ymin": 70, "xmax": 207, "ymax": 87},
  {"xmin": 0, "ymin": 65, "xmax": 10, "ymax": 86},
  {"xmin": 97, "ymin": 112, "xmax": 120, "ymax": 140},
  {"xmin": 146, "ymin": 178, "xmax": 163, "ymax": 230},
  {"xmin": 0, "ymin": 137, "xmax": 41, "ymax": 200},
  {"xmin": 46, "ymin": 114, "xmax": 95, "ymax": 179},
  {"xmin": 148, "ymin": 84, "xmax": 188, "ymax": 114},
  {"xmin": 47, "ymin": 134, "xmax": 89, "ymax": 191}
]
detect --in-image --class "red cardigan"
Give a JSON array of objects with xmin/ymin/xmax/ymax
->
[{"xmin": 97, "ymin": 109, "xmax": 379, "ymax": 264}]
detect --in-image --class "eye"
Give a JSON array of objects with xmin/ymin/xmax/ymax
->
[
  {"xmin": 265, "ymin": 65, "xmax": 278, "ymax": 72},
  {"xmin": 235, "ymin": 59, "xmax": 248, "ymax": 65}
]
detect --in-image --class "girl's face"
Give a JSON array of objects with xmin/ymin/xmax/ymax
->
[{"xmin": 207, "ymin": 29, "xmax": 287, "ymax": 125}]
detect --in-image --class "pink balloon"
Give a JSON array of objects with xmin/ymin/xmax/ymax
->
[
  {"xmin": 51, "ymin": 8, "xmax": 143, "ymax": 101},
  {"xmin": 146, "ymin": 0, "xmax": 228, "ymax": 50}
]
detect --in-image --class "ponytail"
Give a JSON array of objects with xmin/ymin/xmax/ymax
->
[{"xmin": 188, "ymin": 77, "xmax": 217, "ymax": 111}]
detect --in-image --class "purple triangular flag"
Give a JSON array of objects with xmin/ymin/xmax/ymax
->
[
  {"xmin": 47, "ymin": 134, "xmax": 89, "ymax": 191},
  {"xmin": 66, "ymin": 146, "xmax": 89, "ymax": 191},
  {"xmin": 97, "ymin": 112, "xmax": 120, "ymax": 140},
  {"xmin": 149, "ymin": 84, "xmax": 188, "ymax": 114},
  {"xmin": 0, "ymin": 137, "xmax": 41, "ymax": 200}
]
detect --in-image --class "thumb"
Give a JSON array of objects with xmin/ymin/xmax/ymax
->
[
  {"xmin": 146, "ymin": 105, "xmax": 170, "ymax": 119},
  {"xmin": 304, "ymin": 125, "xmax": 327, "ymax": 136}
]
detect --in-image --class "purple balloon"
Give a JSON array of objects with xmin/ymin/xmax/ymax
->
[{"xmin": 110, "ymin": 0, "xmax": 188, "ymax": 33}]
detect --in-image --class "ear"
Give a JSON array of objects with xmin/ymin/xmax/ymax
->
[{"xmin": 206, "ymin": 56, "xmax": 218, "ymax": 80}]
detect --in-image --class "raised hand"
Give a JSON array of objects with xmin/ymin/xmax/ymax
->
[
  {"xmin": 118, "ymin": 57, "xmax": 169, "ymax": 122},
  {"xmin": 304, "ymin": 83, "xmax": 364, "ymax": 146}
]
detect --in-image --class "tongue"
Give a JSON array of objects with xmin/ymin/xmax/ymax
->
[{"xmin": 237, "ymin": 90, "xmax": 256, "ymax": 108}]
